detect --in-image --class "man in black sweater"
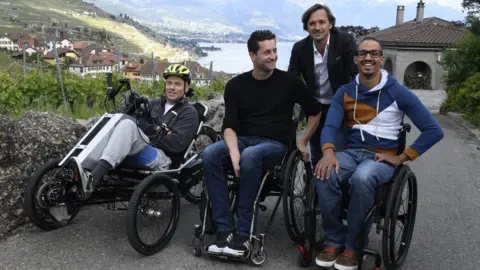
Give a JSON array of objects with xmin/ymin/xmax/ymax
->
[{"xmin": 202, "ymin": 30, "xmax": 321, "ymax": 258}]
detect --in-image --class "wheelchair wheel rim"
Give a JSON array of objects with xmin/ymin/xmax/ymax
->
[
  {"xmin": 387, "ymin": 172, "xmax": 417, "ymax": 266},
  {"xmin": 287, "ymin": 155, "xmax": 308, "ymax": 238}
]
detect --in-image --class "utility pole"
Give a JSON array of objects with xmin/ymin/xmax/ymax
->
[
  {"xmin": 53, "ymin": 29, "xmax": 68, "ymax": 109},
  {"xmin": 151, "ymin": 52, "xmax": 157, "ymax": 97}
]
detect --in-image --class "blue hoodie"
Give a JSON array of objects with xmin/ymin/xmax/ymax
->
[{"xmin": 321, "ymin": 69, "xmax": 444, "ymax": 161}]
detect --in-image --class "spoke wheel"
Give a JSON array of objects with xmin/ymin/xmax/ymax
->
[{"xmin": 126, "ymin": 173, "xmax": 180, "ymax": 256}]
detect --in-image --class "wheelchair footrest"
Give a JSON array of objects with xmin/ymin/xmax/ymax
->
[{"xmin": 204, "ymin": 250, "xmax": 249, "ymax": 261}]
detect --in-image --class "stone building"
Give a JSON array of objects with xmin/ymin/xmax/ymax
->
[{"xmin": 358, "ymin": 0, "xmax": 469, "ymax": 89}]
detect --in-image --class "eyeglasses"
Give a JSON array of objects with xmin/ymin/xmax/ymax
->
[{"xmin": 356, "ymin": 50, "xmax": 383, "ymax": 58}]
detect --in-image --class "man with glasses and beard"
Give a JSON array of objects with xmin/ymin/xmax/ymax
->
[
  {"xmin": 313, "ymin": 37, "xmax": 444, "ymax": 270},
  {"xmin": 201, "ymin": 30, "xmax": 321, "ymax": 258},
  {"xmin": 288, "ymin": 3, "xmax": 358, "ymax": 168}
]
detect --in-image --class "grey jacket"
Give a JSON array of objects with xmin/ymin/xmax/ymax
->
[{"xmin": 137, "ymin": 96, "xmax": 199, "ymax": 157}]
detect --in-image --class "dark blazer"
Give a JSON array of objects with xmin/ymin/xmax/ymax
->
[{"xmin": 288, "ymin": 29, "xmax": 358, "ymax": 104}]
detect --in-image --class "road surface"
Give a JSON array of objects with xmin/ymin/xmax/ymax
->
[{"xmin": 1, "ymin": 113, "xmax": 479, "ymax": 270}]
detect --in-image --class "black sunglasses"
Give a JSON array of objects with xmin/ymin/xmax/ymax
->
[{"xmin": 356, "ymin": 50, "xmax": 383, "ymax": 58}]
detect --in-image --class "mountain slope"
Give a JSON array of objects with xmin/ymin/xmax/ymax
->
[
  {"xmin": 84, "ymin": 0, "xmax": 466, "ymax": 41},
  {"xmin": 0, "ymin": 0, "xmax": 194, "ymax": 61}
]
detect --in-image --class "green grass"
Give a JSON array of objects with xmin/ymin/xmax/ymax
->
[{"xmin": 0, "ymin": 52, "xmax": 11, "ymax": 66}]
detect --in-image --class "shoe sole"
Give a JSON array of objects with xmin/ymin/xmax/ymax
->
[
  {"xmin": 222, "ymin": 247, "xmax": 247, "ymax": 257},
  {"xmin": 333, "ymin": 255, "xmax": 366, "ymax": 270},
  {"xmin": 206, "ymin": 245, "xmax": 224, "ymax": 254},
  {"xmin": 315, "ymin": 258, "xmax": 336, "ymax": 267}
]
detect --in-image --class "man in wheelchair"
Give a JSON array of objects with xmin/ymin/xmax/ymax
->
[
  {"xmin": 313, "ymin": 37, "xmax": 444, "ymax": 270},
  {"xmin": 201, "ymin": 30, "xmax": 322, "ymax": 258},
  {"xmin": 84, "ymin": 64, "xmax": 199, "ymax": 197}
]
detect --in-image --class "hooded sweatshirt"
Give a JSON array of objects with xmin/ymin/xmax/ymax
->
[{"xmin": 321, "ymin": 69, "xmax": 444, "ymax": 161}]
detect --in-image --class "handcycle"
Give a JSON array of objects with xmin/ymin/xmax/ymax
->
[
  {"xmin": 297, "ymin": 123, "xmax": 418, "ymax": 270},
  {"xmin": 22, "ymin": 73, "xmax": 220, "ymax": 255},
  {"xmin": 191, "ymin": 119, "xmax": 314, "ymax": 266}
]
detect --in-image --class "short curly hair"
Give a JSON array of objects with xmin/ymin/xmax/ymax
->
[
  {"xmin": 247, "ymin": 30, "xmax": 276, "ymax": 54},
  {"xmin": 302, "ymin": 4, "xmax": 336, "ymax": 31}
]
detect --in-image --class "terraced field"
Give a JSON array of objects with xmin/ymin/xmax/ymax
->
[{"xmin": 0, "ymin": 0, "xmax": 193, "ymax": 61}]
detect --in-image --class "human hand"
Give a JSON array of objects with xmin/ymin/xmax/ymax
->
[
  {"xmin": 314, "ymin": 149, "xmax": 339, "ymax": 180},
  {"xmin": 230, "ymin": 150, "xmax": 241, "ymax": 178},
  {"xmin": 297, "ymin": 139, "xmax": 310, "ymax": 162},
  {"xmin": 374, "ymin": 153, "xmax": 404, "ymax": 166}
]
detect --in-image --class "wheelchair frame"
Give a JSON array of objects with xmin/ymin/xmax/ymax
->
[
  {"xmin": 192, "ymin": 120, "xmax": 308, "ymax": 266},
  {"xmin": 297, "ymin": 123, "xmax": 419, "ymax": 270}
]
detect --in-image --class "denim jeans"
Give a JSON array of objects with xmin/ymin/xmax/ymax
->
[
  {"xmin": 315, "ymin": 148, "xmax": 396, "ymax": 252},
  {"xmin": 202, "ymin": 136, "xmax": 287, "ymax": 236}
]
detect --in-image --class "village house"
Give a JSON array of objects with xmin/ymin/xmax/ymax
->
[
  {"xmin": 69, "ymin": 51, "xmax": 128, "ymax": 77},
  {"xmin": 122, "ymin": 62, "xmax": 143, "ymax": 80},
  {"xmin": 357, "ymin": 0, "xmax": 469, "ymax": 90},
  {"xmin": 43, "ymin": 47, "xmax": 79, "ymax": 65},
  {"xmin": 138, "ymin": 59, "xmax": 170, "ymax": 82},
  {"xmin": 0, "ymin": 34, "xmax": 19, "ymax": 51}
]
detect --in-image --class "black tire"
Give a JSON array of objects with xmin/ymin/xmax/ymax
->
[
  {"xmin": 126, "ymin": 173, "xmax": 181, "ymax": 256},
  {"xmin": 23, "ymin": 158, "xmax": 80, "ymax": 231},
  {"xmin": 382, "ymin": 166, "xmax": 418, "ymax": 269},
  {"xmin": 282, "ymin": 149, "xmax": 309, "ymax": 244},
  {"xmin": 183, "ymin": 125, "xmax": 221, "ymax": 204},
  {"xmin": 297, "ymin": 251, "xmax": 311, "ymax": 268}
]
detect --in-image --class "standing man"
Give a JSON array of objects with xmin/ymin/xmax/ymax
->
[{"xmin": 288, "ymin": 3, "xmax": 358, "ymax": 166}]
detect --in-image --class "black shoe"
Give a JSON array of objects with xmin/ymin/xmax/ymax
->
[
  {"xmin": 206, "ymin": 231, "xmax": 234, "ymax": 254},
  {"xmin": 223, "ymin": 234, "xmax": 251, "ymax": 257}
]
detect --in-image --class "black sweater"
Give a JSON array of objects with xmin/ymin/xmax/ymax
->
[{"xmin": 222, "ymin": 69, "xmax": 321, "ymax": 145}]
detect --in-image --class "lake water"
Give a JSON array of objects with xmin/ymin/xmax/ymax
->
[{"xmin": 197, "ymin": 42, "xmax": 295, "ymax": 74}]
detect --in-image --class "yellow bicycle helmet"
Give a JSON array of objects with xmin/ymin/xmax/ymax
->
[{"xmin": 163, "ymin": 64, "xmax": 192, "ymax": 84}]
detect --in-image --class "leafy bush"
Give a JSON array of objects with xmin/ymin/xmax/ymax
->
[
  {"xmin": 440, "ymin": 33, "xmax": 480, "ymax": 126},
  {"xmin": 0, "ymin": 69, "xmax": 226, "ymax": 119},
  {"xmin": 445, "ymin": 72, "xmax": 480, "ymax": 125}
]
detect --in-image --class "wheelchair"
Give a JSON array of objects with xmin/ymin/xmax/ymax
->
[
  {"xmin": 297, "ymin": 123, "xmax": 418, "ymax": 270},
  {"xmin": 22, "ymin": 75, "xmax": 220, "ymax": 256},
  {"xmin": 191, "ymin": 119, "xmax": 311, "ymax": 266}
]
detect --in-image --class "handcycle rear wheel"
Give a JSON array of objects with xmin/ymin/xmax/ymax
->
[{"xmin": 125, "ymin": 173, "xmax": 180, "ymax": 256}]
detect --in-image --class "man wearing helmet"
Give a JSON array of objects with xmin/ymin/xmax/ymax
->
[{"xmin": 85, "ymin": 64, "xmax": 199, "ymax": 196}]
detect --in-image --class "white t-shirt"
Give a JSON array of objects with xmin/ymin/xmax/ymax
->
[{"xmin": 164, "ymin": 103, "xmax": 174, "ymax": 115}]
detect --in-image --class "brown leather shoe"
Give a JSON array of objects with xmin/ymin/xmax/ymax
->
[
  {"xmin": 315, "ymin": 246, "xmax": 344, "ymax": 267},
  {"xmin": 334, "ymin": 249, "xmax": 360, "ymax": 270}
]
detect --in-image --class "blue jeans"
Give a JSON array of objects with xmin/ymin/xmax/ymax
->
[
  {"xmin": 202, "ymin": 136, "xmax": 287, "ymax": 236},
  {"xmin": 315, "ymin": 148, "xmax": 396, "ymax": 252}
]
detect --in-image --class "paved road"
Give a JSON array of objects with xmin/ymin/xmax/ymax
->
[{"xmin": 1, "ymin": 114, "xmax": 479, "ymax": 270}]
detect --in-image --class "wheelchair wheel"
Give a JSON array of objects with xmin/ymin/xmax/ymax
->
[
  {"xmin": 23, "ymin": 158, "xmax": 80, "ymax": 230},
  {"xmin": 282, "ymin": 149, "xmax": 310, "ymax": 244},
  {"xmin": 183, "ymin": 126, "xmax": 221, "ymax": 204},
  {"xmin": 382, "ymin": 166, "xmax": 418, "ymax": 269},
  {"xmin": 126, "ymin": 173, "xmax": 180, "ymax": 256}
]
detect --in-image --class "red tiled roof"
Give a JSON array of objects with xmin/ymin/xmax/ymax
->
[
  {"xmin": 357, "ymin": 17, "xmax": 469, "ymax": 47},
  {"xmin": 140, "ymin": 60, "xmax": 169, "ymax": 75},
  {"xmin": 123, "ymin": 62, "xmax": 142, "ymax": 72}
]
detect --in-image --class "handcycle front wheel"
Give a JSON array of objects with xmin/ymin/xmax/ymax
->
[
  {"xmin": 23, "ymin": 158, "xmax": 81, "ymax": 231},
  {"xmin": 125, "ymin": 173, "xmax": 180, "ymax": 256}
]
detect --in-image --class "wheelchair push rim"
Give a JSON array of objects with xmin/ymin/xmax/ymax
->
[
  {"xmin": 126, "ymin": 173, "xmax": 181, "ymax": 256},
  {"xmin": 382, "ymin": 166, "xmax": 418, "ymax": 269}
]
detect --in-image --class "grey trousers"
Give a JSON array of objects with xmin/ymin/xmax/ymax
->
[{"xmin": 99, "ymin": 118, "xmax": 171, "ymax": 170}]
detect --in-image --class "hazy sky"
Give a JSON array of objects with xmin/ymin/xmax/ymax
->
[{"xmin": 287, "ymin": 0, "xmax": 463, "ymax": 11}]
